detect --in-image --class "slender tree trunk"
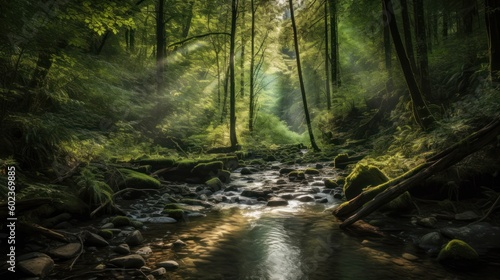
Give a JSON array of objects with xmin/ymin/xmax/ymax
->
[
  {"xmin": 463, "ymin": 0, "xmax": 474, "ymax": 35},
  {"xmin": 289, "ymin": 0, "xmax": 320, "ymax": 152},
  {"xmin": 383, "ymin": 0, "xmax": 433, "ymax": 129},
  {"xmin": 130, "ymin": 28, "xmax": 136, "ymax": 52},
  {"xmin": 29, "ymin": 51, "xmax": 52, "ymax": 89},
  {"xmin": 442, "ymin": 8, "xmax": 448, "ymax": 38},
  {"xmin": 324, "ymin": 0, "xmax": 331, "ymax": 110},
  {"xmin": 401, "ymin": 0, "xmax": 417, "ymax": 73},
  {"xmin": 249, "ymin": 0, "xmax": 256, "ymax": 132},
  {"xmin": 413, "ymin": 0, "xmax": 431, "ymax": 98},
  {"xmin": 329, "ymin": 0, "xmax": 340, "ymax": 88},
  {"xmin": 383, "ymin": 2, "xmax": 393, "ymax": 92},
  {"xmin": 182, "ymin": 0, "xmax": 195, "ymax": 38},
  {"xmin": 229, "ymin": 0, "xmax": 238, "ymax": 148},
  {"xmin": 486, "ymin": 0, "xmax": 500, "ymax": 82},
  {"xmin": 156, "ymin": 0, "xmax": 165, "ymax": 94},
  {"xmin": 240, "ymin": 0, "xmax": 246, "ymax": 99}
]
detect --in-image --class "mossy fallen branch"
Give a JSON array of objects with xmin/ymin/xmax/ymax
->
[{"xmin": 334, "ymin": 118, "xmax": 500, "ymax": 228}]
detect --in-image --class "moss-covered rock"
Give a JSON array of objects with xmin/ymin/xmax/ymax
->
[
  {"xmin": 343, "ymin": 164, "xmax": 389, "ymax": 200},
  {"xmin": 437, "ymin": 239, "xmax": 479, "ymax": 268},
  {"xmin": 134, "ymin": 158, "xmax": 177, "ymax": 171},
  {"xmin": 205, "ymin": 177, "xmax": 223, "ymax": 192},
  {"xmin": 304, "ymin": 168, "xmax": 320, "ymax": 175},
  {"xmin": 217, "ymin": 169, "xmax": 231, "ymax": 183},
  {"xmin": 131, "ymin": 220, "xmax": 143, "ymax": 229},
  {"xmin": 288, "ymin": 170, "xmax": 305, "ymax": 180},
  {"xmin": 98, "ymin": 229, "xmax": 114, "ymax": 240},
  {"xmin": 112, "ymin": 215, "xmax": 131, "ymax": 227},
  {"xmin": 191, "ymin": 161, "xmax": 224, "ymax": 178},
  {"xmin": 324, "ymin": 179, "xmax": 339, "ymax": 189},
  {"xmin": 334, "ymin": 153, "xmax": 350, "ymax": 169},
  {"xmin": 116, "ymin": 168, "xmax": 161, "ymax": 190}
]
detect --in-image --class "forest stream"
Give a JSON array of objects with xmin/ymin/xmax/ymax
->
[{"xmin": 46, "ymin": 162, "xmax": 500, "ymax": 280}]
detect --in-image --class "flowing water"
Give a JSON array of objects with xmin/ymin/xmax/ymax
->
[{"xmin": 54, "ymin": 165, "xmax": 500, "ymax": 279}]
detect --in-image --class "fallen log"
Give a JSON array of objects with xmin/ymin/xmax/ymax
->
[{"xmin": 334, "ymin": 118, "xmax": 500, "ymax": 229}]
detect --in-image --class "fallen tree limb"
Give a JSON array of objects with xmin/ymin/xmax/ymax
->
[
  {"xmin": 19, "ymin": 222, "xmax": 68, "ymax": 242},
  {"xmin": 334, "ymin": 118, "xmax": 500, "ymax": 229}
]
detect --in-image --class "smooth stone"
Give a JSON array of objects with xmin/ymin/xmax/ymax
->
[
  {"xmin": 125, "ymin": 230, "xmax": 144, "ymax": 246},
  {"xmin": 417, "ymin": 217, "xmax": 437, "ymax": 228},
  {"xmin": 109, "ymin": 254, "xmax": 145, "ymax": 268},
  {"xmin": 138, "ymin": 217, "xmax": 177, "ymax": 224},
  {"xmin": 173, "ymin": 239, "xmax": 187, "ymax": 248},
  {"xmin": 267, "ymin": 198, "xmax": 289, "ymax": 207},
  {"xmin": 440, "ymin": 222, "xmax": 500, "ymax": 252},
  {"xmin": 454, "ymin": 211, "xmax": 479, "ymax": 221},
  {"xmin": 296, "ymin": 195, "xmax": 315, "ymax": 202},
  {"xmin": 114, "ymin": 244, "xmax": 131, "ymax": 255},
  {"xmin": 101, "ymin": 222, "xmax": 115, "ymax": 229},
  {"xmin": 18, "ymin": 255, "xmax": 54, "ymax": 277},
  {"xmin": 156, "ymin": 260, "xmax": 179, "ymax": 270},
  {"xmin": 151, "ymin": 267, "xmax": 167, "ymax": 276},
  {"xmin": 48, "ymin": 243, "xmax": 81, "ymax": 259},
  {"xmin": 135, "ymin": 246, "xmax": 153, "ymax": 255},
  {"xmin": 402, "ymin": 253, "xmax": 418, "ymax": 261},
  {"xmin": 418, "ymin": 232, "xmax": 444, "ymax": 254}
]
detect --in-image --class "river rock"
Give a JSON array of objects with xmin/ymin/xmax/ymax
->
[
  {"xmin": 267, "ymin": 198, "xmax": 289, "ymax": 207},
  {"xmin": 126, "ymin": 230, "xmax": 144, "ymax": 246},
  {"xmin": 437, "ymin": 239, "xmax": 479, "ymax": 269},
  {"xmin": 417, "ymin": 217, "xmax": 437, "ymax": 228},
  {"xmin": 296, "ymin": 195, "xmax": 315, "ymax": 202},
  {"xmin": 48, "ymin": 243, "xmax": 81, "ymax": 259},
  {"xmin": 241, "ymin": 189, "xmax": 268, "ymax": 198},
  {"xmin": 114, "ymin": 243, "xmax": 130, "ymax": 255},
  {"xmin": 139, "ymin": 217, "xmax": 177, "ymax": 223},
  {"xmin": 17, "ymin": 253, "xmax": 54, "ymax": 277},
  {"xmin": 241, "ymin": 167, "xmax": 253, "ymax": 175},
  {"xmin": 135, "ymin": 246, "xmax": 153, "ymax": 255},
  {"xmin": 109, "ymin": 254, "xmax": 145, "ymax": 268},
  {"xmin": 418, "ymin": 232, "xmax": 444, "ymax": 254},
  {"xmin": 440, "ymin": 222, "xmax": 500, "ymax": 252},
  {"xmin": 454, "ymin": 211, "xmax": 479, "ymax": 221},
  {"xmin": 85, "ymin": 231, "xmax": 109, "ymax": 247},
  {"xmin": 156, "ymin": 260, "xmax": 179, "ymax": 270},
  {"xmin": 173, "ymin": 239, "xmax": 187, "ymax": 248},
  {"xmin": 151, "ymin": 267, "xmax": 167, "ymax": 276}
]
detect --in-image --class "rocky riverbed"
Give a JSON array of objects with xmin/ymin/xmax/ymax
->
[{"xmin": 5, "ymin": 158, "xmax": 500, "ymax": 280}]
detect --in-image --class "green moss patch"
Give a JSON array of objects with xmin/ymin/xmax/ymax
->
[
  {"xmin": 343, "ymin": 164, "xmax": 389, "ymax": 200},
  {"xmin": 304, "ymin": 168, "xmax": 320, "ymax": 175},
  {"xmin": 112, "ymin": 215, "xmax": 131, "ymax": 227},
  {"xmin": 162, "ymin": 209, "xmax": 186, "ymax": 221},
  {"xmin": 116, "ymin": 168, "xmax": 161, "ymax": 190},
  {"xmin": 334, "ymin": 153, "xmax": 350, "ymax": 168},
  {"xmin": 324, "ymin": 179, "xmax": 339, "ymax": 189},
  {"xmin": 438, "ymin": 239, "xmax": 479, "ymax": 268},
  {"xmin": 205, "ymin": 177, "xmax": 223, "ymax": 192}
]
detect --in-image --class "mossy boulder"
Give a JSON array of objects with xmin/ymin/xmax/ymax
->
[
  {"xmin": 381, "ymin": 191, "xmax": 413, "ymax": 212},
  {"xmin": 288, "ymin": 171, "xmax": 305, "ymax": 181},
  {"xmin": 324, "ymin": 179, "xmax": 339, "ymax": 189},
  {"xmin": 116, "ymin": 169, "xmax": 161, "ymax": 190},
  {"xmin": 437, "ymin": 239, "xmax": 479, "ymax": 268},
  {"xmin": 343, "ymin": 164, "xmax": 389, "ymax": 200},
  {"xmin": 164, "ymin": 203, "xmax": 182, "ymax": 210},
  {"xmin": 205, "ymin": 177, "xmax": 223, "ymax": 192},
  {"xmin": 98, "ymin": 230, "xmax": 114, "ymax": 240},
  {"xmin": 112, "ymin": 215, "xmax": 131, "ymax": 227},
  {"xmin": 162, "ymin": 209, "xmax": 186, "ymax": 222},
  {"xmin": 191, "ymin": 161, "xmax": 224, "ymax": 179},
  {"xmin": 217, "ymin": 170, "xmax": 231, "ymax": 183},
  {"xmin": 334, "ymin": 153, "xmax": 350, "ymax": 169},
  {"xmin": 304, "ymin": 168, "xmax": 320, "ymax": 175}
]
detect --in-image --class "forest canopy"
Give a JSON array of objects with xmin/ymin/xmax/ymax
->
[{"xmin": 0, "ymin": 0, "xmax": 499, "ymax": 174}]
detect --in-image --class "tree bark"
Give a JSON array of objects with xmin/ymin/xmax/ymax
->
[
  {"xmin": 401, "ymin": 0, "xmax": 417, "ymax": 73},
  {"xmin": 156, "ymin": 0, "xmax": 165, "ymax": 94},
  {"xmin": 336, "ymin": 118, "xmax": 500, "ymax": 228},
  {"xmin": 229, "ymin": 0, "xmax": 238, "ymax": 148},
  {"xmin": 485, "ymin": 0, "xmax": 500, "ymax": 82},
  {"xmin": 324, "ymin": 0, "xmax": 331, "ymax": 110},
  {"xmin": 289, "ymin": 0, "xmax": 320, "ymax": 152},
  {"xmin": 249, "ymin": 0, "xmax": 256, "ymax": 132},
  {"xmin": 240, "ymin": 0, "xmax": 246, "ymax": 99},
  {"xmin": 413, "ymin": 0, "xmax": 431, "ymax": 98},
  {"xmin": 382, "ymin": 0, "xmax": 433, "ymax": 130},
  {"xmin": 329, "ymin": 0, "xmax": 340, "ymax": 88},
  {"xmin": 383, "ymin": 1, "xmax": 393, "ymax": 92}
]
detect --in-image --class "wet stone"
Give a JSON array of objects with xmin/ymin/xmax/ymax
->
[
  {"xmin": 156, "ymin": 260, "xmax": 179, "ymax": 270},
  {"xmin": 48, "ymin": 243, "xmax": 81, "ymax": 259},
  {"xmin": 114, "ymin": 244, "xmax": 131, "ymax": 255}
]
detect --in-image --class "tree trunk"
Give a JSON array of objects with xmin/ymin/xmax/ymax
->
[
  {"xmin": 413, "ymin": 0, "xmax": 431, "ymax": 98},
  {"xmin": 182, "ymin": 0, "xmax": 195, "ymax": 38},
  {"xmin": 485, "ymin": 0, "xmax": 500, "ymax": 82},
  {"xmin": 329, "ymin": 0, "xmax": 340, "ymax": 88},
  {"xmin": 401, "ymin": 0, "xmax": 417, "ymax": 73},
  {"xmin": 249, "ymin": 0, "xmax": 256, "ymax": 132},
  {"xmin": 442, "ymin": 8, "xmax": 448, "ymax": 38},
  {"xmin": 29, "ymin": 51, "xmax": 53, "ymax": 88},
  {"xmin": 240, "ymin": 0, "xmax": 246, "ymax": 99},
  {"xmin": 335, "ymin": 118, "xmax": 500, "ymax": 228},
  {"xmin": 324, "ymin": 0, "xmax": 331, "ymax": 110},
  {"xmin": 463, "ymin": 0, "xmax": 474, "ymax": 35},
  {"xmin": 229, "ymin": 0, "xmax": 238, "ymax": 148},
  {"xmin": 383, "ymin": 0, "xmax": 433, "ymax": 129},
  {"xmin": 156, "ymin": 0, "xmax": 165, "ymax": 94},
  {"xmin": 289, "ymin": 0, "xmax": 320, "ymax": 152},
  {"xmin": 383, "ymin": 2, "xmax": 393, "ymax": 92}
]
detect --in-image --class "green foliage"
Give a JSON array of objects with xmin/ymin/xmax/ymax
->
[
  {"xmin": 76, "ymin": 166, "xmax": 113, "ymax": 207},
  {"xmin": 113, "ymin": 168, "xmax": 161, "ymax": 190}
]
